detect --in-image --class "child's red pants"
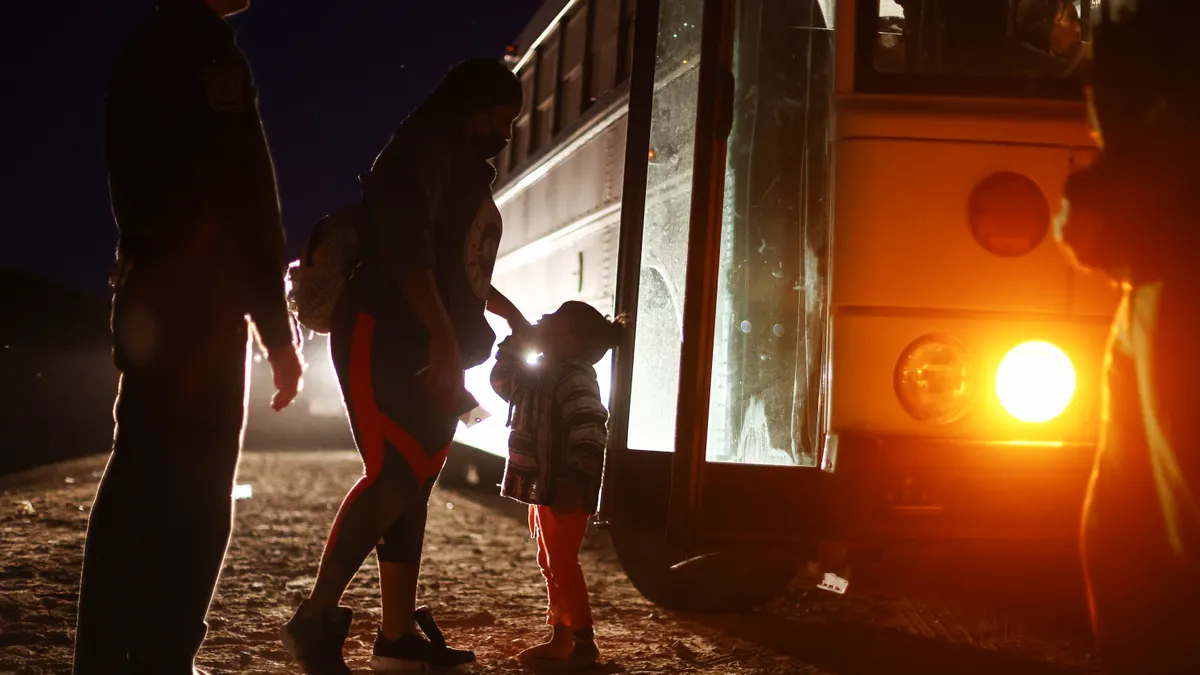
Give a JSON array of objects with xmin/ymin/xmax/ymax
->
[{"xmin": 529, "ymin": 505, "xmax": 592, "ymax": 629}]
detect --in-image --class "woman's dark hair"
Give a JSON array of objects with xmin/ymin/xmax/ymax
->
[
  {"xmin": 557, "ymin": 301, "xmax": 629, "ymax": 365},
  {"xmin": 405, "ymin": 58, "xmax": 523, "ymax": 130}
]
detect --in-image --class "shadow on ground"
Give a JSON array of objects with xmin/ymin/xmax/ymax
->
[{"xmin": 691, "ymin": 610, "xmax": 1085, "ymax": 675}]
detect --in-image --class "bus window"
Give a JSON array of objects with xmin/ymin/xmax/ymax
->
[
  {"xmin": 561, "ymin": 6, "xmax": 588, "ymax": 128},
  {"xmin": 592, "ymin": 0, "xmax": 623, "ymax": 100},
  {"xmin": 534, "ymin": 42, "xmax": 559, "ymax": 151},
  {"xmin": 705, "ymin": 0, "xmax": 834, "ymax": 467},
  {"xmin": 625, "ymin": 0, "xmax": 704, "ymax": 452},
  {"xmin": 860, "ymin": 0, "xmax": 1095, "ymax": 98},
  {"xmin": 619, "ymin": 0, "xmax": 638, "ymax": 84}
]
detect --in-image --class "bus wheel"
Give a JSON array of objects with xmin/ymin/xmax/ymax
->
[{"xmin": 609, "ymin": 521, "xmax": 799, "ymax": 613}]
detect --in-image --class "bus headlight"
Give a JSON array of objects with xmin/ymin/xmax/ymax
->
[
  {"xmin": 894, "ymin": 335, "xmax": 973, "ymax": 425},
  {"xmin": 996, "ymin": 341, "xmax": 1075, "ymax": 423}
]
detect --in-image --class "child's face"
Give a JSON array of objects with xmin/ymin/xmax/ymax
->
[{"xmin": 533, "ymin": 310, "xmax": 581, "ymax": 359}]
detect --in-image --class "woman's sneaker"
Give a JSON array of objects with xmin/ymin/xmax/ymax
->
[
  {"xmin": 369, "ymin": 606, "xmax": 476, "ymax": 672},
  {"xmin": 280, "ymin": 603, "xmax": 354, "ymax": 675}
]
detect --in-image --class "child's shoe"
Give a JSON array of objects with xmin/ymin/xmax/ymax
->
[
  {"xmin": 517, "ymin": 623, "xmax": 574, "ymax": 662},
  {"xmin": 570, "ymin": 626, "xmax": 600, "ymax": 664}
]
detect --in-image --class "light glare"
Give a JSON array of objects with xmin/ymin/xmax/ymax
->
[
  {"xmin": 996, "ymin": 341, "xmax": 1076, "ymax": 423},
  {"xmin": 455, "ymin": 314, "xmax": 613, "ymax": 458}
]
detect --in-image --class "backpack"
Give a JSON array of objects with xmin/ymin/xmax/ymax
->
[{"xmin": 285, "ymin": 203, "xmax": 365, "ymax": 334}]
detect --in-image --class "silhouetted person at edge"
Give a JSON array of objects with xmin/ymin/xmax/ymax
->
[
  {"xmin": 72, "ymin": 1, "xmax": 304, "ymax": 673},
  {"xmin": 1055, "ymin": 1, "xmax": 1200, "ymax": 672}
]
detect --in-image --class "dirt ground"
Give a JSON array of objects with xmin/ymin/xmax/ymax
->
[{"xmin": 0, "ymin": 450, "xmax": 1104, "ymax": 675}]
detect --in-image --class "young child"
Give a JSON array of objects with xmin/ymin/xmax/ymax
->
[{"xmin": 489, "ymin": 301, "xmax": 626, "ymax": 664}]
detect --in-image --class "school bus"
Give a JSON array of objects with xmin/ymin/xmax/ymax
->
[{"xmin": 449, "ymin": 0, "xmax": 1119, "ymax": 612}]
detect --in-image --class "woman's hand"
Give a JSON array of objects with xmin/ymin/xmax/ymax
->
[
  {"xmin": 396, "ymin": 267, "xmax": 466, "ymax": 411},
  {"xmin": 507, "ymin": 312, "xmax": 532, "ymax": 337},
  {"xmin": 487, "ymin": 286, "xmax": 530, "ymax": 334},
  {"xmin": 426, "ymin": 334, "xmax": 465, "ymax": 412},
  {"xmin": 505, "ymin": 321, "xmax": 541, "ymax": 359}
]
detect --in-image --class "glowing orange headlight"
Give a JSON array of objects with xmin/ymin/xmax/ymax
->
[{"xmin": 995, "ymin": 341, "xmax": 1076, "ymax": 423}]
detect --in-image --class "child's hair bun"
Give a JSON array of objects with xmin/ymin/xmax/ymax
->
[
  {"xmin": 604, "ymin": 312, "xmax": 631, "ymax": 349},
  {"xmin": 562, "ymin": 303, "xmax": 630, "ymax": 364}
]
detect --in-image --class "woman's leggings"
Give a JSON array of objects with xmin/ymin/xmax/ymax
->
[{"xmin": 321, "ymin": 310, "xmax": 458, "ymax": 571}]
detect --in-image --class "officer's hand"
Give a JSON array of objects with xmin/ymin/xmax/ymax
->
[{"xmin": 268, "ymin": 345, "xmax": 305, "ymax": 412}]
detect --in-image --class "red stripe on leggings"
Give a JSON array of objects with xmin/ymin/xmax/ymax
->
[{"xmin": 326, "ymin": 314, "xmax": 452, "ymax": 549}]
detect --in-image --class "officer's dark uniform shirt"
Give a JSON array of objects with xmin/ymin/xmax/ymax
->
[{"xmin": 106, "ymin": 0, "xmax": 292, "ymax": 351}]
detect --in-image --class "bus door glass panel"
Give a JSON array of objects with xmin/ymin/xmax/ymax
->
[
  {"xmin": 626, "ymin": 0, "xmax": 705, "ymax": 452},
  {"xmin": 705, "ymin": 0, "xmax": 834, "ymax": 467}
]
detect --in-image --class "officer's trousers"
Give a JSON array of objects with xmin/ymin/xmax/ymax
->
[
  {"xmin": 73, "ymin": 263, "xmax": 252, "ymax": 675},
  {"xmin": 1082, "ymin": 280, "xmax": 1200, "ymax": 675}
]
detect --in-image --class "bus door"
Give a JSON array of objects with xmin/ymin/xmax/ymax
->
[{"xmin": 604, "ymin": 0, "xmax": 839, "ymax": 560}]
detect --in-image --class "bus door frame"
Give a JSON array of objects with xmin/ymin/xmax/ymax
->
[
  {"xmin": 600, "ymin": 0, "xmax": 661, "ymax": 534},
  {"xmin": 605, "ymin": 0, "xmax": 844, "ymax": 562}
]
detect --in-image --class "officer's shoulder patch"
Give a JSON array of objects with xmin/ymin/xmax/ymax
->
[{"xmin": 201, "ymin": 60, "xmax": 244, "ymax": 111}]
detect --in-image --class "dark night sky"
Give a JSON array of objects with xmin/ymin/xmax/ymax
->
[{"xmin": 0, "ymin": 0, "xmax": 540, "ymax": 295}]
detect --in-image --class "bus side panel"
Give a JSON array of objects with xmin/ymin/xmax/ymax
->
[
  {"xmin": 492, "ymin": 221, "xmax": 621, "ymax": 317},
  {"xmin": 831, "ymin": 138, "xmax": 1079, "ymax": 314},
  {"xmin": 498, "ymin": 117, "xmax": 628, "ymax": 259}
]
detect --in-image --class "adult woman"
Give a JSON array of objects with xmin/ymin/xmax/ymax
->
[{"xmin": 282, "ymin": 59, "xmax": 527, "ymax": 674}]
